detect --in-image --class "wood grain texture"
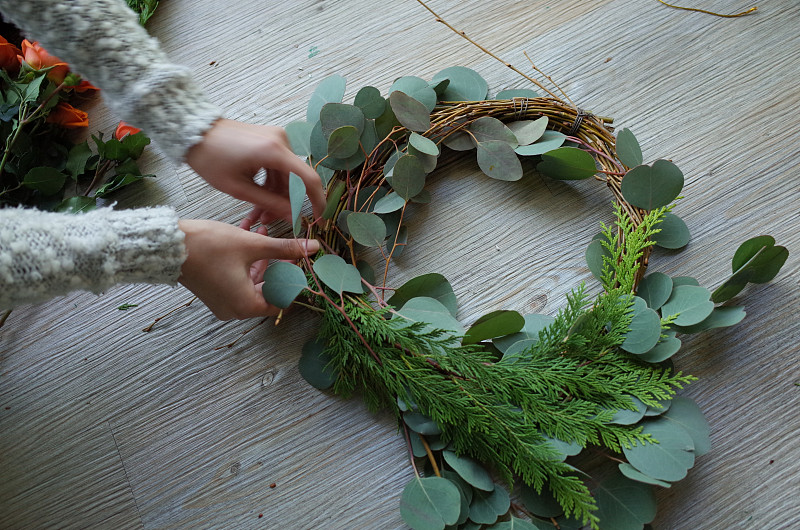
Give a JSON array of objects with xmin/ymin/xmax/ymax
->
[{"xmin": 1, "ymin": 0, "xmax": 798, "ymax": 528}]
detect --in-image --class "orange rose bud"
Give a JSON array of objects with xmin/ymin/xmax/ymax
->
[
  {"xmin": 73, "ymin": 79, "xmax": 100, "ymax": 93},
  {"xmin": 46, "ymin": 102, "xmax": 89, "ymax": 129},
  {"xmin": 19, "ymin": 39, "xmax": 69, "ymax": 84},
  {"xmin": 0, "ymin": 35, "xmax": 21, "ymax": 75},
  {"xmin": 114, "ymin": 121, "xmax": 141, "ymax": 140}
]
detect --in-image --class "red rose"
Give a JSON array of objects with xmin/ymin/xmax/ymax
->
[
  {"xmin": 46, "ymin": 102, "xmax": 89, "ymax": 128},
  {"xmin": 114, "ymin": 121, "xmax": 141, "ymax": 140},
  {"xmin": 18, "ymin": 39, "xmax": 69, "ymax": 84},
  {"xmin": 0, "ymin": 35, "xmax": 21, "ymax": 75}
]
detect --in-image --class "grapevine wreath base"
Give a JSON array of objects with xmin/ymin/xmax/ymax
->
[{"xmin": 250, "ymin": 64, "xmax": 787, "ymax": 530}]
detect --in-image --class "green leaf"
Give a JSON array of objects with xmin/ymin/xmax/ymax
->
[
  {"xmin": 442, "ymin": 451, "xmax": 494, "ymax": 491},
  {"xmin": 310, "ymin": 120, "xmax": 365, "ymax": 171},
  {"xmin": 494, "ymin": 313, "xmax": 554, "ymax": 353},
  {"xmin": 537, "ymin": 147, "xmax": 597, "ymax": 180},
  {"xmin": 121, "ymin": 132, "xmax": 150, "ymax": 159},
  {"xmin": 507, "ymin": 117, "xmax": 548, "ymax": 146},
  {"xmin": 262, "ymin": 261, "xmax": 308, "ymax": 308},
  {"xmin": 400, "ymin": 476, "xmax": 461, "ymax": 530},
  {"xmin": 622, "ymin": 421, "xmax": 695, "ymax": 482},
  {"xmin": 390, "ymin": 76, "xmax": 437, "ymax": 112},
  {"xmin": 389, "ymin": 91, "xmax": 431, "ymax": 132},
  {"xmin": 289, "ymin": 172, "xmax": 306, "ymax": 236},
  {"xmin": 637, "ymin": 272, "xmax": 673, "ymax": 310},
  {"xmin": 347, "ymin": 212, "xmax": 386, "ymax": 247},
  {"xmin": 373, "ymin": 192, "xmax": 406, "ymax": 214},
  {"xmin": 493, "ymin": 517, "xmax": 549, "ymax": 530},
  {"xmin": 386, "ymin": 225, "xmax": 408, "ymax": 257},
  {"xmin": 609, "ymin": 396, "xmax": 648, "ymax": 425},
  {"xmin": 711, "ymin": 239, "xmax": 788, "ymax": 302},
  {"xmin": 594, "ymin": 471, "xmax": 657, "ymax": 529},
  {"xmin": 621, "ymin": 160, "xmax": 684, "ymax": 210},
  {"xmin": 375, "ymin": 102, "xmax": 401, "ymax": 139},
  {"xmin": 515, "ymin": 130, "xmax": 566, "ymax": 156},
  {"xmin": 672, "ymin": 276, "xmax": 699, "ymax": 287},
  {"xmin": 442, "ymin": 129, "xmax": 476, "ymax": 152},
  {"xmin": 298, "ymin": 338, "xmax": 337, "ymax": 390},
  {"xmin": 312, "ymin": 254, "xmax": 364, "ymax": 295},
  {"xmin": 356, "ymin": 260, "xmax": 376, "ymax": 285},
  {"xmin": 54, "ymin": 196, "xmax": 97, "ymax": 213},
  {"xmin": 404, "ymin": 412, "xmax": 442, "ymax": 436},
  {"xmin": 617, "ymin": 463, "xmax": 672, "ymax": 488},
  {"xmin": 661, "ymin": 397, "xmax": 711, "ymax": 456},
  {"xmin": 408, "ymin": 144, "xmax": 438, "ymax": 174},
  {"xmin": 320, "ymin": 103, "xmax": 365, "ymax": 138},
  {"xmin": 409, "ymin": 132, "xmax": 440, "ymax": 156},
  {"xmin": 586, "ymin": 237, "xmax": 612, "ymax": 280},
  {"xmin": 396, "ymin": 297, "xmax": 465, "ymax": 336},
  {"xmin": 661, "ymin": 285, "xmax": 714, "ymax": 326},
  {"xmin": 22, "ymin": 166, "xmax": 67, "ymax": 195},
  {"xmin": 317, "ymin": 165, "xmax": 335, "ymax": 188},
  {"xmin": 429, "ymin": 78, "xmax": 451, "ymax": 97},
  {"xmin": 411, "ymin": 189, "xmax": 432, "ymax": 204},
  {"xmin": 432, "ymin": 66, "xmax": 489, "ymax": 101},
  {"xmin": 621, "ymin": 299, "xmax": 662, "ymax": 354},
  {"xmin": 441, "ymin": 470, "xmax": 471, "ymax": 525},
  {"xmin": 327, "ymin": 125, "xmax": 361, "ymax": 158},
  {"xmin": 539, "ymin": 434, "xmax": 582, "ymax": 461},
  {"xmin": 388, "ymin": 273, "xmax": 458, "ymax": 316},
  {"xmin": 22, "ymin": 73, "xmax": 46, "ymax": 103},
  {"xmin": 495, "ymin": 88, "xmax": 539, "ymax": 99},
  {"xmin": 519, "ymin": 483, "xmax": 563, "ymax": 518},
  {"xmin": 103, "ymin": 139, "xmax": 130, "ymax": 161},
  {"xmin": 468, "ymin": 485, "xmax": 510, "ymax": 525},
  {"xmin": 307, "ymin": 74, "xmax": 346, "ymax": 123},
  {"xmin": 322, "ymin": 180, "xmax": 346, "ymax": 220},
  {"xmin": 731, "ymin": 235, "xmax": 776, "ymax": 273},
  {"xmin": 93, "ymin": 173, "xmax": 143, "ymax": 198},
  {"xmin": 391, "ymin": 154, "xmax": 426, "ymax": 199},
  {"xmin": 674, "ymin": 306, "xmax": 746, "ymax": 334},
  {"xmin": 285, "ymin": 120, "xmax": 314, "ymax": 157},
  {"xmin": 653, "ymin": 213, "xmax": 690, "ymax": 249},
  {"xmin": 476, "ymin": 140, "xmax": 523, "ymax": 181},
  {"xmin": 637, "ymin": 330, "xmax": 681, "ymax": 363},
  {"xmin": 469, "ymin": 117, "xmax": 518, "ymax": 147},
  {"xmin": 65, "ymin": 141, "xmax": 93, "ymax": 180},
  {"xmin": 463, "ymin": 310, "xmax": 525, "ymax": 345},
  {"xmin": 616, "ymin": 128, "xmax": 643, "ymax": 168},
  {"xmin": 353, "ymin": 86, "xmax": 386, "ymax": 119}
]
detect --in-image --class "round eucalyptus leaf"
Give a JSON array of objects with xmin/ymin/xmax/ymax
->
[
  {"xmin": 493, "ymin": 517, "xmax": 549, "ymax": 530},
  {"xmin": 409, "ymin": 132, "xmax": 440, "ymax": 156},
  {"xmin": 586, "ymin": 238, "xmax": 612, "ymax": 280},
  {"xmin": 442, "ymin": 470, "xmax": 474, "ymax": 507},
  {"xmin": 404, "ymin": 411, "xmax": 442, "ymax": 436},
  {"xmin": 409, "ymin": 431, "xmax": 427, "ymax": 458},
  {"xmin": 408, "ymin": 145, "xmax": 438, "ymax": 174},
  {"xmin": 653, "ymin": 212, "xmax": 690, "ymax": 249},
  {"xmin": 495, "ymin": 88, "xmax": 539, "ymax": 99},
  {"xmin": 537, "ymin": 147, "xmax": 597, "ymax": 180},
  {"xmin": 400, "ymin": 476, "xmax": 461, "ymax": 530},
  {"xmin": 262, "ymin": 261, "xmax": 308, "ymax": 308},
  {"xmin": 356, "ymin": 259, "xmax": 376, "ymax": 285},
  {"xmin": 644, "ymin": 398, "xmax": 672, "ymax": 417},
  {"xmin": 711, "ymin": 243, "xmax": 788, "ymax": 303},
  {"xmin": 594, "ymin": 471, "xmax": 657, "ymax": 530},
  {"xmin": 671, "ymin": 276, "xmax": 699, "ymax": 287},
  {"xmin": 411, "ymin": 189, "xmax": 432, "ymax": 204},
  {"xmin": 396, "ymin": 297, "xmax": 465, "ymax": 336},
  {"xmin": 317, "ymin": 165, "xmax": 335, "ymax": 188},
  {"xmin": 661, "ymin": 396, "xmax": 711, "ymax": 456},
  {"xmin": 298, "ymin": 338, "xmax": 336, "ymax": 390},
  {"xmin": 432, "ymin": 66, "xmax": 489, "ymax": 101},
  {"xmin": 618, "ymin": 463, "xmax": 672, "ymax": 488},
  {"xmin": 312, "ymin": 254, "xmax": 364, "ymax": 295},
  {"xmin": 375, "ymin": 102, "xmax": 401, "ymax": 139},
  {"xmin": 515, "ymin": 130, "xmax": 566, "ymax": 156},
  {"xmin": 327, "ymin": 125, "xmax": 361, "ymax": 159},
  {"xmin": 507, "ymin": 117, "xmax": 548, "ymax": 146},
  {"xmin": 354, "ymin": 185, "xmax": 387, "ymax": 213},
  {"xmin": 609, "ymin": 396, "xmax": 647, "ymax": 425},
  {"xmin": 347, "ymin": 212, "xmax": 387, "ymax": 248},
  {"xmin": 353, "ymin": 85, "xmax": 385, "ymax": 119},
  {"xmin": 519, "ymin": 483, "xmax": 563, "ymax": 518},
  {"xmin": 390, "ymin": 76, "xmax": 438, "ymax": 112},
  {"xmin": 360, "ymin": 119, "xmax": 379, "ymax": 155},
  {"xmin": 285, "ymin": 120, "xmax": 314, "ymax": 157},
  {"xmin": 307, "ymin": 74, "xmax": 346, "ymax": 123},
  {"xmin": 499, "ymin": 338, "xmax": 537, "ymax": 364},
  {"xmin": 674, "ymin": 306, "xmax": 746, "ymax": 334},
  {"xmin": 622, "ymin": 420, "xmax": 695, "ymax": 482},
  {"xmin": 469, "ymin": 485, "xmax": 510, "ymax": 525},
  {"xmin": 661, "ymin": 285, "xmax": 714, "ymax": 326},
  {"xmin": 320, "ymin": 103, "xmax": 365, "ymax": 138},
  {"xmin": 288, "ymin": 172, "xmax": 306, "ymax": 236},
  {"xmin": 373, "ymin": 192, "xmax": 406, "ymax": 214},
  {"xmin": 469, "ymin": 117, "xmax": 518, "ymax": 147},
  {"xmin": 540, "ymin": 434, "xmax": 582, "ymax": 460},
  {"xmin": 477, "ymin": 140, "xmax": 524, "ymax": 181},
  {"xmin": 621, "ymin": 160, "xmax": 684, "ymax": 210},
  {"xmin": 391, "ymin": 154, "xmax": 426, "ymax": 199},
  {"xmin": 621, "ymin": 304, "xmax": 662, "ymax": 354},
  {"xmin": 389, "ymin": 273, "xmax": 458, "ymax": 316},
  {"xmin": 386, "ymin": 225, "xmax": 408, "ymax": 257},
  {"xmin": 442, "ymin": 450, "xmax": 495, "ymax": 491},
  {"xmin": 389, "ymin": 91, "xmax": 431, "ymax": 132},
  {"xmin": 463, "ymin": 310, "xmax": 525, "ymax": 345},
  {"xmin": 731, "ymin": 235, "xmax": 776, "ymax": 273},
  {"xmin": 337, "ymin": 209, "xmax": 352, "ymax": 235},
  {"xmin": 637, "ymin": 330, "xmax": 681, "ymax": 363},
  {"xmin": 311, "ymin": 120, "xmax": 366, "ymax": 171},
  {"xmin": 442, "ymin": 130, "xmax": 476, "ymax": 151},
  {"xmin": 494, "ymin": 313, "xmax": 554, "ymax": 353},
  {"xmin": 616, "ymin": 128, "xmax": 643, "ymax": 168},
  {"xmin": 429, "ymin": 78, "xmax": 450, "ymax": 97},
  {"xmin": 637, "ymin": 272, "xmax": 673, "ymax": 310}
]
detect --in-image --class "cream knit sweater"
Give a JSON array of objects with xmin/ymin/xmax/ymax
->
[{"xmin": 0, "ymin": 0, "xmax": 224, "ymax": 310}]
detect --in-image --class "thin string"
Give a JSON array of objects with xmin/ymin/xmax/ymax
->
[
  {"xmin": 657, "ymin": 0, "xmax": 757, "ymax": 18},
  {"xmin": 512, "ymin": 97, "xmax": 529, "ymax": 120}
]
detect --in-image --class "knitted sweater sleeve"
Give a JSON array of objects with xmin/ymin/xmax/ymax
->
[
  {"xmin": 0, "ymin": 0, "xmax": 223, "ymax": 162},
  {"xmin": 0, "ymin": 207, "xmax": 185, "ymax": 310}
]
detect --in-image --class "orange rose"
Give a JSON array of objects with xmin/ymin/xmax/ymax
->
[
  {"xmin": 72, "ymin": 79, "xmax": 100, "ymax": 93},
  {"xmin": 114, "ymin": 121, "xmax": 141, "ymax": 140},
  {"xmin": 46, "ymin": 102, "xmax": 89, "ymax": 129},
  {"xmin": 18, "ymin": 39, "xmax": 69, "ymax": 84},
  {"xmin": 0, "ymin": 35, "xmax": 21, "ymax": 75}
]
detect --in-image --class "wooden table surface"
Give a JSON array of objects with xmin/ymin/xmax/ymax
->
[{"xmin": 1, "ymin": 1, "xmax": 798, "ymax": 528}]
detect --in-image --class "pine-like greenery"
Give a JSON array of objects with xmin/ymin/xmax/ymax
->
[{"xmin": 315, "ymin": 207, "xmax": 695, "ymax": 528}]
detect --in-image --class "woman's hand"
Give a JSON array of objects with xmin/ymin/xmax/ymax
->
[
  {"xmin": 178, "ymin": 219, "xmax": 318, "ymax": 320},
  {"xmin": 185, "ymin": 119, "xmax": 326, "ymax": 223}
]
